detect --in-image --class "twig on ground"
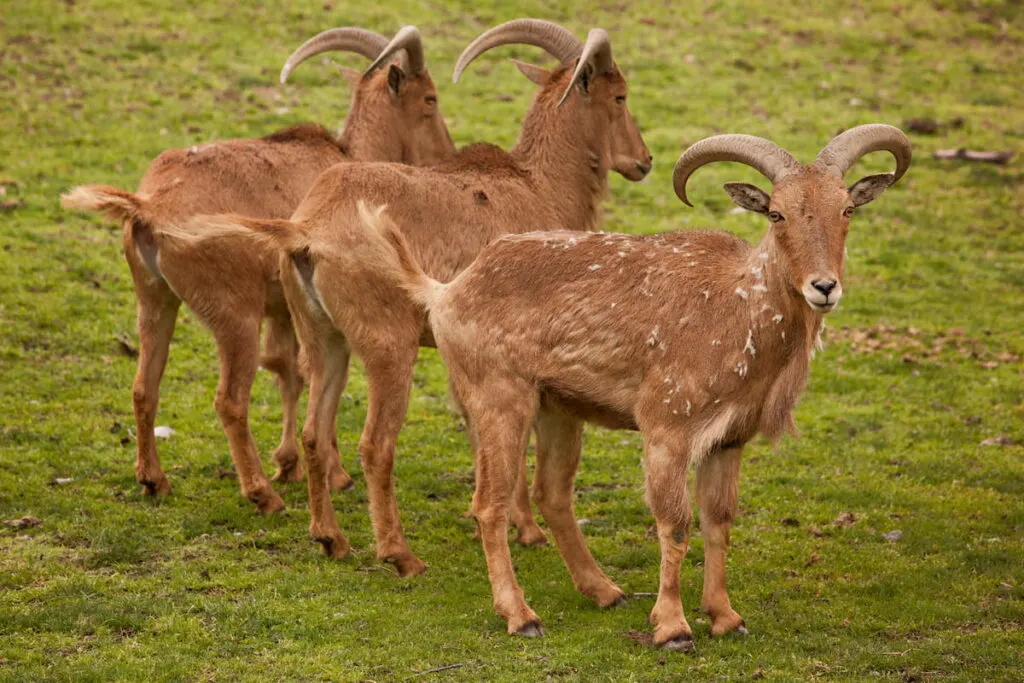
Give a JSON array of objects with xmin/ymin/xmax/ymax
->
[
  {"xmin": 932, "ymin": 148, "xmax": 1013, "ymax": 164},
  {"xmin": 403, "ymin": 663, "xmax": 465, "ymax": 679}
]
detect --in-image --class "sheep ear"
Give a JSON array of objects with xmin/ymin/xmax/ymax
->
[
  {"xmin": 573, "ymin": 63, "xmax": 593, "ymax": 96},
  {"xmin": 509, "ymin": 59, "xmax": 550, "ymax": 85},
  {"xmin": 723, "ymin": 182, "xmax": 771, "ymax": 214},
  {"xmin": 387, "ymin": 64, "xmax": 407, "ymax": 96},
  {"xmin": 848, "ymin": 172, "xmax": 894, "ymax": 207},
  {"xmin": 337, "ymin": 66, "xmax": 362, "ymax": 86}
]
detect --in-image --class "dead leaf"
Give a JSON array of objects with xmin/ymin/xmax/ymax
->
[
  {"xmin": 0, "ymin": 199, "xmax": 23, "ymax": 211},
  {"xmin": 805, "ymin": 552, "xmax": 821, "ymax": 567},
  {"xmin": 114, "ymin": 332, "xmax": 138, "ymax": 358},
  {"xmin": 808, "ymin": 525, "xmax": 824, "ymax": 537},
  {"xmin": 3, "ymin": 515, "xmax": 41, "ymax": 529},
  {"xmin": 622, "ymin": 630, "xmax": 653, "ymax": 646},
  {"xmin": 834, "ymin": 512, "xmax": 857, "ymax": 527},
  {"xmin": 980, "ymin": 436, "xmax": 1013, "ymax": 447},
  {"xmin": 752, "ymin": 668, "xmax": 765, "ymax": 680}
]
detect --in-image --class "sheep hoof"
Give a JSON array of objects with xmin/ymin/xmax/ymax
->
[
  {"xmin": 248, "ymin": 487, "xmax": 286, "ymax": 514},
  {"xmin": 385, "ymin": 553, "xmax": 426, "ymax": 577},
  {"xmin": 514, "ymin": 621, "xmax": 545, "ymax": 638},
  {"xmin": 659, "ymin": 633, "xmax": 694, "ymax": 652},
  {"xmin": 140, "ymin": 474, "xmax": 172, "ymax": 497},
  {"xmin": 315, "ymin": 534, "xmax": 350, "ymax": 559}
]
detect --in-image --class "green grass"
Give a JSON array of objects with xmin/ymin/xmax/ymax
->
[{"xmin": 1, "ymin": 0, "xmax": 1022, "ymax": 680}]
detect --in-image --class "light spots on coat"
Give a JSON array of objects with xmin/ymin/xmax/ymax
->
[
  {"xmin": 752, "ymin": 283, "xmax": 768, "ymax": 293},
  {"xmin": 743, "ymin": 329, "xmax": 756, "ymax": 357},
  {"xmin": 735, "ymin": 287, "xmax": 749, "ymax": 300},
  {"xmin": 588, "ymin": 263, "xmax": 602, "ymax": 271},
  {"xmin": 772, "ymin": 313, "xmax": 784, "ymax": 324},
  {"xmin": 734, "ymin": 360, "xmax": 749, "ymax": 378}
]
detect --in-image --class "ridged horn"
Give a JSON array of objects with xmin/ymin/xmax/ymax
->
[
  {"xmin": 673, "ymin": 135, "xmax": 801, "ymax": 207},
  {"xmin": 363, "ymin": 25, "xmax": 425, "ymax": 76},
  {"xmin": 814, "ymin": 124, "xmax": 912, "ymax": 184},
  {"xmin": 453, "ymin": 18, "xmax": 582, "ymax": 84},
  {"xmin": 280, "ymin": 27, "xmax": 393, "ymax": 84},
  {"xmin": 558, "ymin": 28, "xmax": 614, "ymax": 105}
]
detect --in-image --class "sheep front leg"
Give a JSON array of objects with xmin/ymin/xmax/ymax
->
[
  {"xmin": 212, "ymin": 320, "xmax": 285, "ymax": 514},
  {"xmin": 696, "ymin": 445, "xmax": 746, "ymax": 636},
  {"xmin": 644, "ymin": 438, "xmax": 694, "ymax": 651},
  {"xmin": 262, "ymin": 314, "xmax": 304, "ymax": 483},
  {"xmin": 301, "ymin": 332, "xmax": 352, "ymax": 558},
  {"xmin": 358, "ymin": 342, "xmax": 424, "ymax": 576}
]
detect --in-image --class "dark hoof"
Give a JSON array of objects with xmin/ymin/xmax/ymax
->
[
  {"xmin": 610, "ymin": 594, "xmax": 629, "ymax": 608},
  {"xmin": 315, "ymin": 535, "xmax": 350, "ymax": 559},
  {"xmin": 139, "ymin": 474, "xmax": 172, "ymax": 497},
  {"xmin": 660, "ymin": 634, "xmax": 694, "ymax": 652},
  {"xmin": 515, "ymin": 526, "xmax": 549, "ymax": 547},
  {"xmin": 514, "ymin": 621, "xmax": 545, "ymax": 638}
]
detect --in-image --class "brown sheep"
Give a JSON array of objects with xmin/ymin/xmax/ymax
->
[
  {"xmin": 160, "ymin": 19, "xmax": 652, "ymax": 575},
  {"xmin": 350, "ymin": 125, "xmax": 911, "ymax": 647},
  {"xmin": 61, "ymin": 26, "xmax": 454, "ymax": 513}
]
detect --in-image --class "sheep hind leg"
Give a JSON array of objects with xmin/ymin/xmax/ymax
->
[
  {"xmin": 467, "ymin": 381, "xmax": 542, "ymax": 636},
  {"xmin": 358, "ymin": 342, "xmax": 423, "ymax": 576},
  {"xmin": 533, "ymin": 401, "xmax": 624, "ymax": 608},
  {"xmin": 131, "ymin": 277, "xmax": 180, "ymax": 497},
  {"xmin": 212, "ymin": 319, "xmax": 284, "ymax": 514},
  {"xmin": 696, "ymin": 445, "xmax": 746, "ymax": 637}
]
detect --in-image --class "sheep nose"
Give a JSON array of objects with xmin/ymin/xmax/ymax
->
[
  {"xmin": 812, "ymin": 279, "xmax": 837, "ymax": 296},
  {"xmin": 636, "ymin": 161, "xmax": 652, "ymax": 176}
]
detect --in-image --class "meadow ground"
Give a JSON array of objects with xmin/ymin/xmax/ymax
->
[{"xmin": 1, "ymin": 0, "xmax": 1021, "ymax": 680}]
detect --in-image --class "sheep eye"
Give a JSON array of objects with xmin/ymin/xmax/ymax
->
[
  {"xmin": 768, "ymin": 211, "xmax": 784, "ymax": 223},
  {"xmin": 843, "ymin": 206, "xmax": 855, "ymax": 217},
  {"xmin": 615, "ymin": 95, "xmax": 626, "ymax": 104},
  {"xmin": 424, "ymin": 95, "xmax": 437, "ymax": 105}
]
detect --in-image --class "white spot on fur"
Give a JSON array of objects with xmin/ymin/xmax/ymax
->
[
  {"xmin": 751, "ymin": 266, "xmax": 763, "ymax": 279},
  {"xmin": 743, "ymin": 329, "xmax": 756, "ymax": 357},
  {"xmin": 752, "ymin": 283, "xmax": 768, "ymax": 293},
  {"xmin": 588, "ymin": 264, "xmax": 601, "ymax": 271},
  {"xmin": 646, "ymin": 325, "xmax": 661, "ymax": 347},
  {"xmin": 702, "ymin": 289, "xmax": 711, "ymax": 301},
  {"xmin": 685, "ymin": 400, "xmax": 692, "ymax": 416},
  {"xmin": 772, "ymin": 314, "xmax": 784, "ymax": 324},
  {"xmin": 735, "ymin": 287, "xmax": 749, "ymax": 300},
  {"xmin": 610, "ymin": 302, "xmax": 617, "ymax": 308},
  {"xmin": 759, "ymin": 252, "xmax": 769, "ymax": 260},
  {"xmin": 711, "ymin": 339, "xmax": 722, "ymax": 346},
  {"xmin": 734, "ymin": 360, "xmax": 748, "ymax": 378},
  {"xmin": 618, "ymin": 251, "xmax": 627, "ymax": 258}
]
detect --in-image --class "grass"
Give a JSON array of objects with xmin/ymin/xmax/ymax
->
[{"xmin": 1, "ymin": 0, "xmax": 1021, "ymax": 680}]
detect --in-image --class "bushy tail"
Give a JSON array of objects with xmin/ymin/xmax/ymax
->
[
  {"xmin": 355, "ymin": 201, "xmax": 443, "ymax": 309},
  {"xmin": 158, "ymin": 214, "xmax": 308, "ymax": 253},
  {"xmin": 61, "ymin": 184, "xmax": 145, "ymax": 223}
]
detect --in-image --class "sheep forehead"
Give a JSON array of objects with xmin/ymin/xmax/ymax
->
[{"xmin": 772, "ymin": 167, "xmax": 848, "ymax": 214}]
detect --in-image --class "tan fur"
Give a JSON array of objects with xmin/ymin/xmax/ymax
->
[
  {"xmin": 362, "ymin": 139, "xmax": 903, "ymax": 642},
  {"xmin": 182, "ymin": 41, "xmax": 652, "ymax": 574},
  {"xmin": 61, "ymin": 57, "xmax": 455, "ymax": 512}
]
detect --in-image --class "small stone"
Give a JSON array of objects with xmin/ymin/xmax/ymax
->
[
  {"xmin": 882, "ymin": 530, "xmax": 903, "ymax": 542},
  {"xmin": 154, "ymin": 426, "xmax": 175, "ymax": 439}
]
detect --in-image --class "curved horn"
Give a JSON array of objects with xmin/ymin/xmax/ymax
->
[
  {"xmin": 558, "ymin": 28, "xmax": 613, "ymax": 105},
  {"xmin": 280, "ymin": 27, "xmax": 392, "ymax": 84},
  {"xmin": 814, "ymin": 124, "xmax": 912, "ymax": 184},
  {"xmin": 673, "ymin": 135, "xmax": 801, "ymax": 207},
  {"xmin": 363, "ymin": 25, "xmax": 425, "ymax": 76},
  {"xmin": 453, "ymin": 18, "xmax": 582, "ymax": 84}
]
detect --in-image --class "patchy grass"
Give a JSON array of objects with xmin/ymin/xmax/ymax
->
[{"xmin": 1, "ymin": 0, "xmax": 1021, "ymax": 680}]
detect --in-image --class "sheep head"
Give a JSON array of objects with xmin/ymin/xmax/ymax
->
[
  {"xmin": 453, "ymin": 19, "xmax": 652, "ymax": 182},
  {"xmin": 279, "ymin": 25, "xmax": 453, "ymax": 165},
  {"xmin": 673, "ymin": 125, "xmax": 912, "ymax": 312}
]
